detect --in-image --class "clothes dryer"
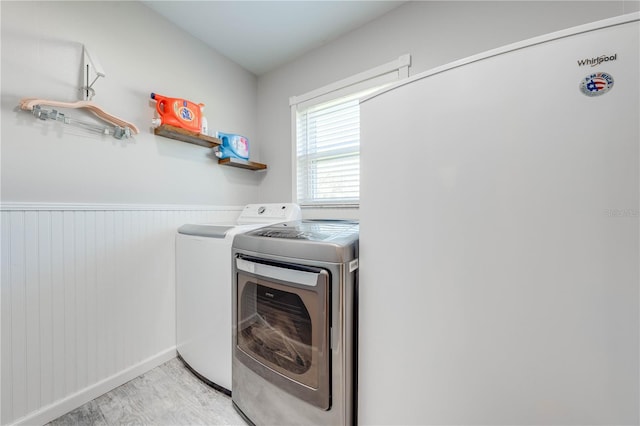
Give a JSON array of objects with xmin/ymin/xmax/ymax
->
[
  {"xmin": 231, "ymin": 220, "xmax": 359, "ymax": 425},
  {"xmin": 176, "ymin": 203, "xmax": 301, "ymax": 393}
]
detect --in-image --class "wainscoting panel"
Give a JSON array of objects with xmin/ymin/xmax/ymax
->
[{"xmin": 0, "ymin": 204, "xmax": 242, "ymax": 425}]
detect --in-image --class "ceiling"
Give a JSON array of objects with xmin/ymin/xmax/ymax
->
[{"xmin": 142, "ymin": 1, "xmax": 406, "ymax": 76}]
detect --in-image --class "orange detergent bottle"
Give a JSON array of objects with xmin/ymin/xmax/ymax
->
[{"xmin": 150, "ymin": 93, "xmax": 204, "ymax": 133}]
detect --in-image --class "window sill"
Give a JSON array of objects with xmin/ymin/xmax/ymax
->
[{"xmin": 301, "ymin": 205, "xmax": 359, "ymax": 221}]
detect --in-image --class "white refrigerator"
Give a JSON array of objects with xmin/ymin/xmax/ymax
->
[{"xmin": 359, "ymin": 13, "xmax": 639, "ymax": 425}]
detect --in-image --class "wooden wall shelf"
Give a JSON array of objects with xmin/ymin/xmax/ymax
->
[
  {"xmin": 218, "ymin": 157, "xmax": 267, "ymax": 171},
  {"xmin": 153, "ymin": 124, "xmax": 221, "ymax": 148},
  {"xmin": 153, "ymin": 124, "xmax": 267, "ymax": 171}
]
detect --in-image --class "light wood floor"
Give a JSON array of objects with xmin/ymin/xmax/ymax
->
[{"xmin": 47, "ymin": 357, "xmax": 247, "ymax": 425}]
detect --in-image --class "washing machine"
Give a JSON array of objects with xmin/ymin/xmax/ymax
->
[{"xmin": 176, "ymin": 203, "xmax": 301, "ymax": 394}]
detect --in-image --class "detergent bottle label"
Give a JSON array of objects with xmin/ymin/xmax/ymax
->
[{"xmin": 175, "ymin": 101, "xmax": 194, "ymax": 122}]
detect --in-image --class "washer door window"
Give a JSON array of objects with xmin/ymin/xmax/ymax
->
[{"xmin": 235, "ymin": 256, "xmax": 330, "ymax": 410}]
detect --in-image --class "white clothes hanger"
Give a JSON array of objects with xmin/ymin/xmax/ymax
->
[{"xmin": 20, "ymin": 97, "xmax": 140, "ymax": 135}]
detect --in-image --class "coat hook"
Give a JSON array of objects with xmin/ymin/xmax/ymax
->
[{"xmin": 82, "ymin": 45, "xmax": 106, "ymax": 100}]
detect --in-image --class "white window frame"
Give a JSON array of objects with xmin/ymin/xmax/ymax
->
[{"xmin": 290, "ymin": 54, "xmax": 411, "ymax": 208}]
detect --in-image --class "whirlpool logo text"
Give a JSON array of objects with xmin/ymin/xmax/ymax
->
[{"xmin": 577, "ymin": 54, "xmax": 617, "ymax": 67}]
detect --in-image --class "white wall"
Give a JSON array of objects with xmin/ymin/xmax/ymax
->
[
  {"xmin": 0, "ymin": 2, "xmax": 259, "ymax": 425},
  {"xmin": 1, "ymin": 1, "xmax": 262, "ymax": 206},
  {"xmin": 256, "ymin": 0, "xmax": 640, "ymax": 217}
]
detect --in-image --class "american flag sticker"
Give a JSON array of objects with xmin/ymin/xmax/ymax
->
[{"xmin": 580, "ymin": 72, "xmax": 614, "ymax": 97}]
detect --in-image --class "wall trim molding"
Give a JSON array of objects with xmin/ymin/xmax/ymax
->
[
  {"xmin": 2, "ymin": 207, "xmax": 216, "ymax": 424},
  {"xmin": 8, "ymin": 348, "xmax": 177, "ymax": 426},
  {"xmin": 0, "ymin": 202, "xmax": 244, "ymax": 212}
]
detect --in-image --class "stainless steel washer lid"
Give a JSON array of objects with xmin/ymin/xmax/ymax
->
[{"xmin": 232, "ymin": 220, "xmax": 359, "ymax": 263}]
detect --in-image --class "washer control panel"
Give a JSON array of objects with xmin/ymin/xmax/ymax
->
[{"xmin": 237, "ymin": 203, "xmax": 302, "ymax": 224}]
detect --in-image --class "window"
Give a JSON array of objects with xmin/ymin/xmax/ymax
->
[{"xmin": 291, "ymin": 55, "xmax": 411, "ymax": 207}]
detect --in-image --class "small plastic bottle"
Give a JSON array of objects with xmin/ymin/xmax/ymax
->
[{"xmin": 200, "ymin": 107, "xmax": 208, "ymax": 136}]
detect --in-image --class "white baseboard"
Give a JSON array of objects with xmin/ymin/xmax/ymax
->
[{"xmin": 9, "ymin": 347, "xmax": 177, "ymax": 426}]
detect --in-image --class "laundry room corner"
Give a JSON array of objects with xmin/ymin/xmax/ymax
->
[{"xmin": 1, "ymin": 1, "xmax": 638, "ymax": 425}]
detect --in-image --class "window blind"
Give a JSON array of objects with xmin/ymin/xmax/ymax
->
[
  {"xmin": 291, "ymin": 54, "xmax": 411, "ymax": 207},
  {"xmin": 296, "ymin": 96, "xmax": 361, "ymax": 206}
]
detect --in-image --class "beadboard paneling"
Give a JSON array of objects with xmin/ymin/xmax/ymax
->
[{"xmin": 0, "ymin": 204, "xmax": 241, "ymax": 425}]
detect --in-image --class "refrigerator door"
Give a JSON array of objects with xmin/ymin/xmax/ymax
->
[{"xmin": 360, "ymin": 15, "xmax": 638, "ymax": 425}]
